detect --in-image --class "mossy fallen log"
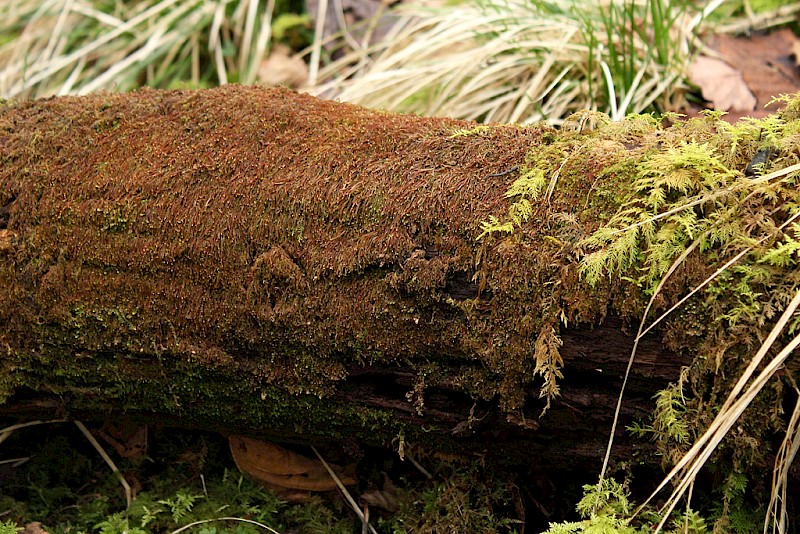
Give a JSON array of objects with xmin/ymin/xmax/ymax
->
[{"xmin": 1, "ymin": 86, "xmax": 796, "ymax": 491}]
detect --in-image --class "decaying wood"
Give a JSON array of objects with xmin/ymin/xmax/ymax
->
[{"xmin": 0, "ymin": 85, "xmax": 690, "ymax": 473}]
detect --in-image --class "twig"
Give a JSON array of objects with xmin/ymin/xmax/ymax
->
[
  {"xmin": 406, "ymin": 453, "xmax": 433, "ymax": 479},
  {"xmin": 0, "ymin": 419, "xmax": 67, "ymax": 446},
  {"xmin": 170, "ymin": 517, "xmax": 281, "ymax": 534},
  {"xmin": 74, "ymin": 420, "xmax": 132, "ymax": 509},
  {"xmin": 311, "ymin": 445, "xmax": 378, "ymax": 534}
]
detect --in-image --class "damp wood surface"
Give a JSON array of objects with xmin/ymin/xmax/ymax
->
[{"xmin": 0, "ymin": 85, "xmax": 692, "ymax": 472}]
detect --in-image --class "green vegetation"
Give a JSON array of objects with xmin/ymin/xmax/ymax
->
[
  {"xmin": 0, "ymin": 427, "xmax": 353, "ymax": 533},
  {"xmin": 0, "ymin": 426, "xmax": 523, "ymax": 533},
  {"xmin": 479, "ymin": 95, "xmax": 800, "ymax": 531},
  {"xmin": 314, "ymin": 0, "xmax": 693, "ymax": 123},
  {"xmin": 313, "ymin": 0, "xmax": 798, "ymax": 124},
  {"xmin": 4, "ymin": 0, "xmax": 796, "ymax": 122},
  {"xmin": 4, "ymin": 80, "xmax": 800, "ymax": 532},
  {"xmin": 0, "ymin": 0, "xmax": 310, "ymax": 99}
]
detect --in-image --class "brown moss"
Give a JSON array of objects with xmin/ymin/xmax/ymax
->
[
  {"xmin": 4, "ymin": 85, "xmax": 768, "ymax": 437},
  {"xmin": 0, "ymin": 85, "xmax": 559, "ymax": 413}
]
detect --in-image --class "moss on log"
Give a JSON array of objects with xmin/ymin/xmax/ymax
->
[{"xmin": 6, "ymin": 85, "xmax": 795, "ymax": 482}]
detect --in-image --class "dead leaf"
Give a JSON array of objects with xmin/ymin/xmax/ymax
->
[
  {"xmin": 258, "ymin": 44, "xmax": 308, "ymax": 88},
  {"xmin": 96, "ymin": 421, "xmax": 148, "ymax": 460},
  {"xmin": 689, "ymin": 55, "xmax": 756, "ymax": 112},
  {"xmin": 715, "ymin": 30, "xmax": 800, "ymax": 101},
  {"xmin": 702, "ymin": 30, "xmax": 800, "ymax": 120},
  {"xmin": 229, "ymin": 436, "xmax": 357, "ymax": 493}
]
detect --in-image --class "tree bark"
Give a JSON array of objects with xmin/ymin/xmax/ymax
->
[{"xmin": 0, "ymin": 85, "xmax": 689, "ymax": 472}]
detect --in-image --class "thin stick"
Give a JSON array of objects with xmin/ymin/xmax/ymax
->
[
  {"xmin": 597, "ymin": 239, "xmax": 699, "ymax": 487},
  {"xmin": 0, "ymin": 419, "xmax": 68, "ymax": 446},
  {"xmin": 170, "ymin": 517, "xmax": 281, "ymax": 534},
  {"xmin": 74, "ymin": 420, "xmax": 132, "ymax": 509},
  {"xmin": 406, "ymin": 453, "xmax": 433, "ymax": 479},
  {"xmin": 311, "ymin": 446, "xmax": 377, "ymax": 534}
]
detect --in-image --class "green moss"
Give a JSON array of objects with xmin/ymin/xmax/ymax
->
[{"xmin": 479, "ymin": 94, "xmax": 800, "ymax": 521}]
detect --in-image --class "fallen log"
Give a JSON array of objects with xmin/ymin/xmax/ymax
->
[{"xmin": 1, "ymin": 85, "xmax": 784, "ymax": 485}]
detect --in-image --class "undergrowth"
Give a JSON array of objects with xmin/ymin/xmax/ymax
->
[
  {"xmin": 381, "ymin": 464, "xmax": 521, "ymax": 533},
  {"xmin": 0, "ymin": 428, "xmax": 350, "ymax": 534},
  {"xmin": 0, "ymin": 0, "xmax": 313, "ymax": 98},
  {"xmin": 314, "ymin": 0, "xmax": 697, "ymax": 124},
  {"xmin": 0, "ymin": 425, "xmax": 523, "ymax": 534}
]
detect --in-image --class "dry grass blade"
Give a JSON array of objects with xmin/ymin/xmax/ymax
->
[
  {"xmin": 0, "ymin": 457, "xmax": 29, "ymax": 468},
  {"xmin": 251, "ymin": 0, "xmax": 277, "ymax": 85},
  {"xmin": 308, "ymin": 0, "xmax": 329, "ymax": 86},
  {"xmin": 170, "ymin": 517, "xmax": 282, "ymax": 534},
  {"xmin": 607, "ymin": 163, "xmax": 800, "ymax": 238},
  {"xmin": 239, "ymin": 0, "xmax": 260, "ymax": 82},
  {"xmin": 640, "ymin": 209, "xmax": 800, "ymax": 340},
  {"xmin": 764, "ymin": 374, "xmax": 800, "ymax": 534},
  {"xmin": 0, "ymin": 419, "xmax": 68, "ymax": 446},
  {"xmin": 601, "ymin": 207, "xmax": 800, "ymax": 495},
  {"xmin": 4, "ymin": 0, "xmax": 184, "ymax": 96},
  {"xmin": 714, "ymin": 3, "xmax": 800, "ymax": 34},
  {"xmin": 0, "ymin": 0, "xmax": 277, "ymax": 98},
  {"xmin": 312, "ymin": 3, "xmax": 591, "ymax": 123},
  {"xmin": 593, "ymin": 148, "xmax": 800, "ymax": 526},
  {"xmin": 643, "ymin": 291, "xmax": 800, "ymax": 532},
  {"xmin": 311, "ymin": 0, "xmax": 694, "ymax": 124},
  {"xmin": 74, "ymin": 420, "xmax": 132, "ymax": 509},
  {"xmin": 311, "ymin": 445, "xmax": 378, "ymax": 534},
  {"xmin": 598, "ymin": 238, "xmax": 700, "ymax": 488}
]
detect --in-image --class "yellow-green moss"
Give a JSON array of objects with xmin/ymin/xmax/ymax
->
[{"xmin": 481, "ymin": 96, "xmax": 800, "ymax": 484}]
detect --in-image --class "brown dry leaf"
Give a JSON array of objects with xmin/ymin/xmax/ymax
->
[
  {"xmin": 229, "ymin": 436, "xmax": 356, "ymax": 492},
  {"xmin": 689, "ymin": 55, "xmax": 756, "ymax": 112},
  {"xmin": 258, "ymin": 44, "xmax": 308, "ymax": 88},
  {"xmin": 708, "ymin": 30, "xmax": 800, "ymax": 118},
  {"xmin": 96, "ymin": 421, "xmax": 148, "ymax": 460}
]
